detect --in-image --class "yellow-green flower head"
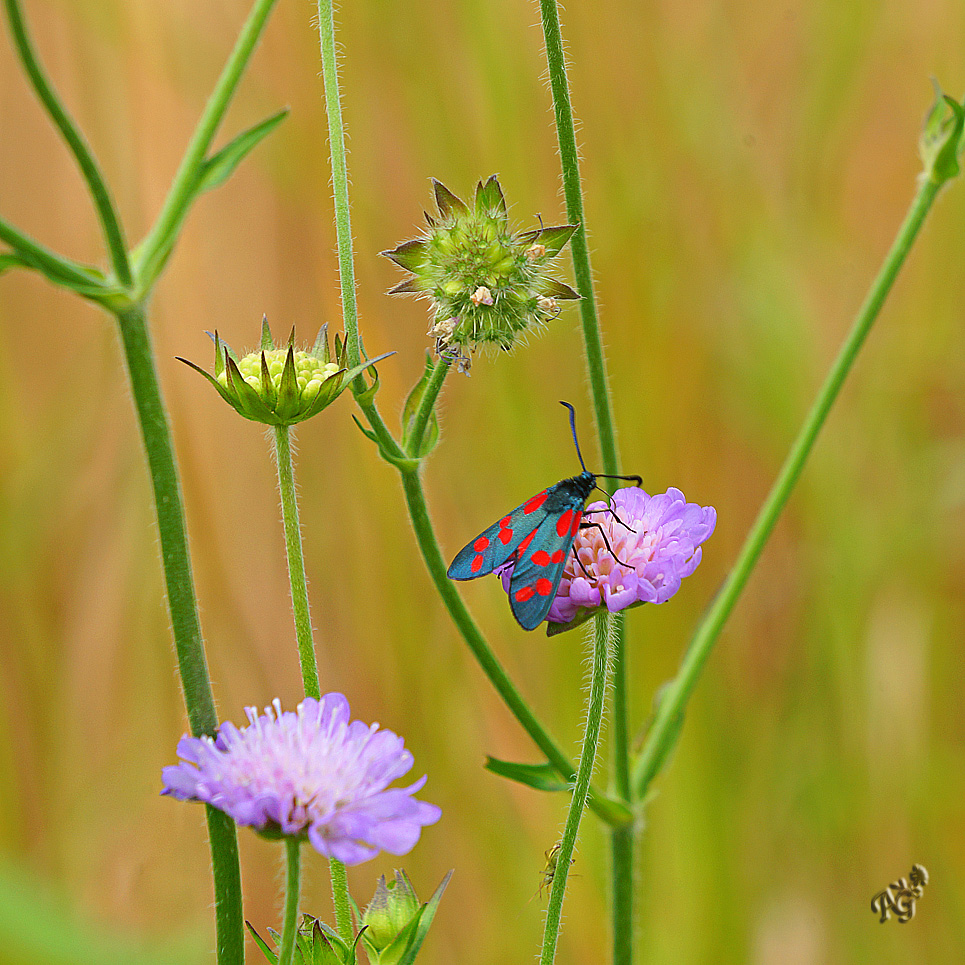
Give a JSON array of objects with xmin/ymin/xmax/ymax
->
[
  {"xmin": 381, "ymin": 176, "xmax": 579, "ymax": 355},
  {"xmin": 177, "ymin": 317, "xmax": 392, "ymax": 426}
]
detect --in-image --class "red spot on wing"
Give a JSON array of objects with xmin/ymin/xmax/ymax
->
[
  {"xmin": 473, "ymin": 536, "xmax": 490, "ymax": 552},
  {"xmin": 518, "ymin": 530, "xmax": 537, "ymax": 554},
  {"xmin": 515, "ymin": 586, "xmax": 535, "ymax": 602},
  {"xmin": 499, "ymin": 516, "xmax": 513, "ymax": 544},
  {"xmin": 471, "ymin": 554, "xmax": 484, "ymax": 573},
  {"xmin": 524, "ymin": 491, "xmax": 548, "ymax": 514},
  {"xmin": 531, "ymin": 550, "xmax": 551, "ymax": 566},
  {"xmin": 570, "ymin": 511, "xmax": 582, "ymax": 537},
  {"xmin": 551, "ymin": 549, "xmax": 565, "ymax": 564},
  {"xmin": 556, "ymin": 509, "xmax": 574, "ymax": 537},
  {"xmin": 536, "ymin": 578, "xmax": 553, "ymax": 596}
]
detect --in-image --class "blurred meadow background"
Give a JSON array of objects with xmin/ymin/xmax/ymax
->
[{"xmin": 1, "ymin": 0, "xmax": 965, "ymax": 962}]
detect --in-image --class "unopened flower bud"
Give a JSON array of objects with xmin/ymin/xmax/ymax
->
[{"xmin": 178, "ymin": 317, "xmax": 392, "ymax": 426}]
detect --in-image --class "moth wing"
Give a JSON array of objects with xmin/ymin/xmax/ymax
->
[
  {"xmin": 507, "ymin": 505, "xmax": 583, "ymax": 630},
  {"xmin": 447, "ymin": 488, "xmax": 551, "ymax": 580}
]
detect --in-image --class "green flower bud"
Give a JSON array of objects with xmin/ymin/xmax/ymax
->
[
  {"xmin": 360, "ymin": 871, "xmax": 421, "ymax": 963},
  {"xmin": 920, "ymin": 81, "xmax": 965, "ymax": 184},
  {"xmin": 381, "ymin": 176, "xmax": 580, "ymax": 362},
  {"xmin": 178, "ymin": 316, "xmax": 393, "ymax": 426}
]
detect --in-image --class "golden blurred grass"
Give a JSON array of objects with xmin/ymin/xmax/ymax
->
[{"xmin": 1, "ymin": 0, "xmax": 965, "ymax": 962}]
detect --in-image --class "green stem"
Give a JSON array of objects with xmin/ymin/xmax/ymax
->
[
  {"xmin": 537, "ymin": 0, "xmax": 617, "ymax": 479},
  {"xmin": 398, "ymin": 466, "xmax": 630, "ymax": 827},
  {"xmin": 538, "ymin": 5, "xmax": 633, "ymax": 958},
  {"xmin": 329, "ymin": 857, "xmax": 354, "ymax": 952},
  {"xmin": 278, "ymin": 838, "xmax": 302, "ymax": 965},
  {"xmin": 3, "ymin": 0, "xmax": 131, "ymax": 286},
  {"xmin": 539, "ymin": 612, "xmax": 612, "ymax": 965},
  {"xmin": 114, "ymin": 304, "xmax": 242, "ymax": 965},
  {"xmin": 133, "ymin": 0, "xmax": 279, "ymax": 290},
  {"xmin": 272, "ymin": 424, "xmax": 320, "ymax": 700},
  {"xmin": 632, "ymin": 174, "xmax": 945, "ymax": 800},
  {"xmin": 609, "ymin": 612, "xmax": 633, "ymax": 965},
  {"xmin": 406, "ymin": 357, "xmax": 449, "ymax": 456},
  {"xmin": 315, "ymin": 0, "xmax": 360, "ymax": 372},
  {"xmin": 0, "ymin": 215, "xmax": 111, "ymax": 293}
]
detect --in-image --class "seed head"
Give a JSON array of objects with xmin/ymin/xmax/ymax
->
[{"xmin": 381, "ymin": 176, "xmax": 579, "ymax": 357}]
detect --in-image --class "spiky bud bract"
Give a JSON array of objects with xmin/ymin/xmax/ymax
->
[
  {"xmin": 177, "ymin": 316, "xmax": 393, "ymax": 426},
  {"xmin": 381, "ymin": 176, "xmax": 579, "ymax": 357}
]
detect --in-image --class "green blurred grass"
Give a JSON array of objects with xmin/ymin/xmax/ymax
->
[{"xmin": 1, "ymin": 0, "xmax": 965, "ymax": 962}]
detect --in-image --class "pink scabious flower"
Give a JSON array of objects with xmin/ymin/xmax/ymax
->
[
  {"xmin": 500, "ymin": 486, "xmax": 716, "ymax": 628},
  {"xmin": 161, "ymin": 694, "xmax": 441, "ymax": 865}
]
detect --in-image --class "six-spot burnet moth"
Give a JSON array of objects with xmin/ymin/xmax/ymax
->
[{"xmin": 447, "ymin": 403, "xmax": 642, "ymax": 630}]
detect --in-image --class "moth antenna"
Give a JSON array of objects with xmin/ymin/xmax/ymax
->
[{"xmin": 559, "ymin": 401, "xmax": 588, "ymax": 472}]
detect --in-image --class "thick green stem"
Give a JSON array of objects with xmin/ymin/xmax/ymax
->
[
  {"xmin": 538, "ymin": 0, "xmax": 617, "ymax": 479},
  {"xmin": 3, "ymin": 0, "xmax": 131, "ymax": 286},
  {"xmin": 632, "ymin": 174, "xmax": 946, "ymax": 800},
  {"xmin": 608, "ymin": 612, "xmax": 633, "ymax": 965},
  {"xmin": 329, "ymin": 856, "xmax": 354, "ymax": 951},
  {"xmin": 114, "ymin": 304, "xmax": 242, "ymax": 965},
  {"xmin": 315, "ymin": 0, "xmax": 360, "ymax": 372},
  {"xmin": 133, "ymin": 0, "xmax": 279, "ymax": 290},
  {"xmin": 398, "ymin": 466, "xmax": 630, "ymax": 827},
  {"xmin": 539, "ymin": 612, "xmax": 612, "ymax": 965},
  {"xmin": 272, "ymin": 424, "xmax": 320, "ymax": 700},
  {"xmin": 538, "ymin": 5, "xmax": 633, "ymax": 959},
  {"xmin": 278, "ymin": 838, "xmax": 302, "ymax": 965},
  {"xmin": 406, "ymin": 357, "xmax": 448, "ymax": 456}
]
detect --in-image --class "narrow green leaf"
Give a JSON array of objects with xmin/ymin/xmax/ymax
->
[
  {"xmin": 246, "ymin": 921, "xmax": 279, "ymax": 964},
  {"xmin": 0, "ymin": 251, "xmax": 32, "ymax": 275},
  {"xmin": 539, "ymin": 278, "xmax": 580, "ymax": 300},
  {"xmin": 396, "ymin": 871, "xmax": 453, "ymax": 965},
  {"xmin": 484, "ymin": 757, "xmax": 570, "ymax": 792},
  {"xmin": 261, "ymin": 314, "xmax": 274, "ymax": 351},
  {"xmin": 196, "ymin": 107, "xmax": 289, "ymax": 194}
]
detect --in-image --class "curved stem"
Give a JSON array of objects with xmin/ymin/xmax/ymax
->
[
  {"xmin": 278, "ymin": 838, "xmax": 302, "ymax": 965},
  {"xmin": 406, "ymin": 357, "xmax": 449, "ymax": 456},
  {"xmin": 539, "ymin": 612, "xmax": 612, "ymax": 965},
  {"xmin": 134, "ymin": 0, "xmax": 279, "ymax": 290},
  {"xmin": 3, "ymin": 0, "xmax": 131, "ymax": 286},
  {"xmin": 272, "ymin": 424, "xmax": 320, "ymax": 700},
  {"xmin": 398, "ymin": 465, "xmax": 630, "ymax": 827},
  {"xmin": 315, "ymin": 0, "xmax": 360, "ymax": 372},
  {"xmin": 114, "ymin": 303, "xmax": 242, "ymax": 965},
  {"xmin": 632, "ymin": 174, "xmax": 945, "ymax": 800}
]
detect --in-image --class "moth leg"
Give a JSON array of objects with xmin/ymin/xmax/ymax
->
[
  {"xmin": 578, "ymin": 520, "xmax": 636, "ymax": 568},
  {"xmin": 583, "ymin": 503, "xmax": 637, "ymax": 534}
]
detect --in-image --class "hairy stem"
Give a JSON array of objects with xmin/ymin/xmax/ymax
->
[
  {"xmin": 329, "ymin": 856, "xmax": 354, "ymax": 952},
  {"xmin": 114, "ymin": 303, "xmax": 242, "ymax": 965},
  {"xmin": 632, "ymin": 174, "xmax": 945, "ymax": 799},
  {"xmin": 539, "ymin": 612, "xmax": 611, "ymax": 965},
  {"xmin": 538, "ymin": 4, "xmax": 632, "ymax": 959},
  {"xmin": 278, "ymin": 838, "xmax": 302, "ymax": 965},
  {"xmin": 272, "ymin": 424, "xmax": 320, "ymax": 700},
  {"xmin": 3, "ymin": 0, "xmax": 131, "ymax": 286},
  {"xmin": 315, "ymin": 0, "xmax": 360, "ymax": 373}
]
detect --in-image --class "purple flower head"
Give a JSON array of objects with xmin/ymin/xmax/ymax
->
[
  {"xmin": 500, "ymin": 486, "xmax": 716, "ymax": 628},
  {"xmin": 162, "ymin": 694, "xmax": 441, "ymax": 865}
]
